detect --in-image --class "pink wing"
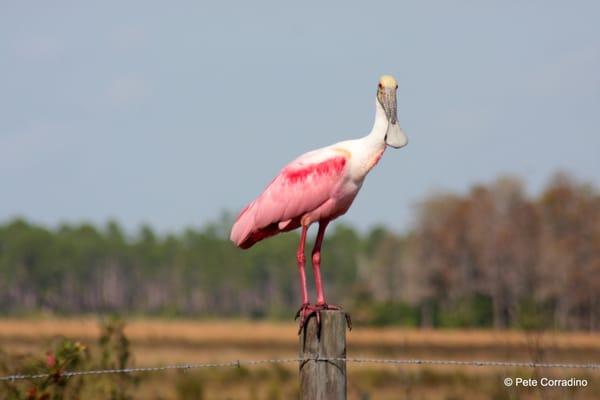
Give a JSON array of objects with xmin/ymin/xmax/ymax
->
[{"xmin": 230, "ymin": 148, "xmax": 349, "ymax": 249}]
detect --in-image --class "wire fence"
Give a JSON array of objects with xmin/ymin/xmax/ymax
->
[{"xmin": 2, "ymin": 357, "xmax": 599, "ymax": 382}]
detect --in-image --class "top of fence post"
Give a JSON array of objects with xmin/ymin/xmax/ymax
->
[{"xmin": 299, "ymin": 310, "xmax": 347, "ymax": 400}]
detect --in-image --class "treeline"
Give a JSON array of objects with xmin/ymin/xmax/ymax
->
[{"xmin": 0, "ymin": 172, "xmax": 598, "ymax": 330}]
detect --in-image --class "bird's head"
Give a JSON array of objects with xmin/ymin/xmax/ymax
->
[{"xmin": 377, "ymin": 75, "xmax": 408, "ymax": 149}]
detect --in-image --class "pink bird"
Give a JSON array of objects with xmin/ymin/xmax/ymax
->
[{"xmin": 231, "ymin": 75, "xmax": 408, "ymax": 331}]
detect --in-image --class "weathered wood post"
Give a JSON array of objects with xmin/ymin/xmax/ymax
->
[{"xmin": 299, "ymin": 310, "xmax": 347, "ymax": 400}]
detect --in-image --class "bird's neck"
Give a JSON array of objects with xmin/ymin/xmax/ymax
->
[
  {"xmin": 350, "ymin": 99, "xmax": 388, "ymax": 178},
  {"xmin": 356, "ymin": 98, "xmax": 386, "ymax": 156},
  {"xmin": 364, "ymin": 98, "xmax": 388, "ymax": 148}
]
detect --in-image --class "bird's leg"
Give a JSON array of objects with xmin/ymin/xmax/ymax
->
[
  {"xmin": 294, "ymin": 225, "xmax": 312, "ymax": 332},
  {"xmin": 297, "ymin": 225, "xmax": 309, "ymax": 305},
  {"xmin": 310, "ymin": 221, "xmax": 352, "ymax": 331},
  {"xmin": 295, "ymin": 221, "xmax": 352, "ymax": 334},
  {"xmin": 312, "ymin": 220, "xmax": 329, "ymax": 306}
]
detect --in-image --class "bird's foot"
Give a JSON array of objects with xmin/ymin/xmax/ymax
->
[
  {"xmin": 295, "ymin": 303, "xmax": 352, "ymax": 334},
  {"xmin": 295, "ymin": 303, "xmax": 314, "ymax": 334}
]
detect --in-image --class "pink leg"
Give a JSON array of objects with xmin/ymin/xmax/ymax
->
[
  {"xmin": 295, "ymin": 221, "xmax": 351, "ymax": 333},
  {"xmin": 310, "ymin": 220, "xmax": 352, "ymax": 330},
  {"xmin": 295, "ymin": 225, "xmax": 315, "ymax": 333},
  {"xmin": 296, "ymin": 225, "xmax": 309, "ymax": 306},
  {"xmin": 312, "ymin": 220, "xmax": 329, "ymax": 305}
]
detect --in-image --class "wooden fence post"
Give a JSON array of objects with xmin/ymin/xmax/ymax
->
[{"xmin": 299, "ymin": 310, "xmax": 347, "ymax": 400}]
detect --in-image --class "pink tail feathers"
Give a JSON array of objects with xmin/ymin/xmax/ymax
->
[
  {"xmin": 230, "ymin": 201, "xmax": 299, "ymax": 249},
  {"xmin": 230, "ymin": 202, "xmax": 256, "ymax": 248}
]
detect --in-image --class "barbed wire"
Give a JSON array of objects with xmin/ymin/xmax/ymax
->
[{"xmin": 1, "ymin": 357, "xmax": 599, "ymax": 382}]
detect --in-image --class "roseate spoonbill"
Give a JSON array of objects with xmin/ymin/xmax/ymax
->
[{"xmin": 231, "ymin": 75, "xmax": 408, "ymax": 332}]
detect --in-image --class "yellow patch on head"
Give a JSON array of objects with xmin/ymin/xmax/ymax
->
[{"xmin": 379, "ymin": 75, "xmax": 397, "ymax": 88}]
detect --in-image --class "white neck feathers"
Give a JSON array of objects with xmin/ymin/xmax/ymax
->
[{"xmin": 363, "ymin": 98, "xmax": 388, "ymax": 148}]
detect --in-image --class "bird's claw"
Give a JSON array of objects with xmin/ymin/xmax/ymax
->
[
  {"xmin": 295, "ymin": 303, "xmax": 352, "ymax": 335},
  {"xmin": 295, "ymin": 303, "xmax": 314, "ymax": 334},
  {"xmin": 295, "ymin": 303, "xmax": 310, "ymax": 320}
]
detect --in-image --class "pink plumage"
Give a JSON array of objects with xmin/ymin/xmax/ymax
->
[{"xmin": 230, "ymin": 149, "xmax": 352, "ymax": 249}]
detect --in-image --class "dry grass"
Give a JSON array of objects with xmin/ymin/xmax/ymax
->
[
  {"xmin": 1, "ymin": 317, "xmax": 599, "ymax": 347},
  {"xmin": 2, "ymin": 318, "xmax": 599, "ymax": 399}
]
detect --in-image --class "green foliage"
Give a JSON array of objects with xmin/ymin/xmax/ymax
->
[
  {"xmin": 363, "ymin": 302, "xmax": 419, "ymax": 327},
  {"xmin": 0, "ymin": 319, "xmax": 136, "ymax": 400},
  {"xmin": 95, "ymin": 316, "xmax": 136, "ymax": 400},
  {"xmin": 0, "ymin": 338, "xmax": 88, "ymax": 400},
  {"xmin": 438, "ymin": 296, "xmax": 494, "ymax": 328},
  {"xmin": 516, "ymin": 298, "xmax": 554, "ymax": 331},
  {"xmin": 175, "ymin": 373, "xmax": 205, "ymax": 400}
]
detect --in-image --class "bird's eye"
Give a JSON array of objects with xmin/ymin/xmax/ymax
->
[
  {"xmin": 378, "ymin": 83, "xmax": 383, "ymax": 89},
  {"xmin": 396, "ymin": 85, "xmax": 398, "ymax": 89}
]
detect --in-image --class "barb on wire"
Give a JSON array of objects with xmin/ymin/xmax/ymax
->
[{"xmin": 1, "ymin": 357, "xmax": 599, "ymax": 382}]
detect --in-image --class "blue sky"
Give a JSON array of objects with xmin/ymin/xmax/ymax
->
[{"xmin": 1, "ymin": 1, "xmax": 599, "ymax": 233}]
